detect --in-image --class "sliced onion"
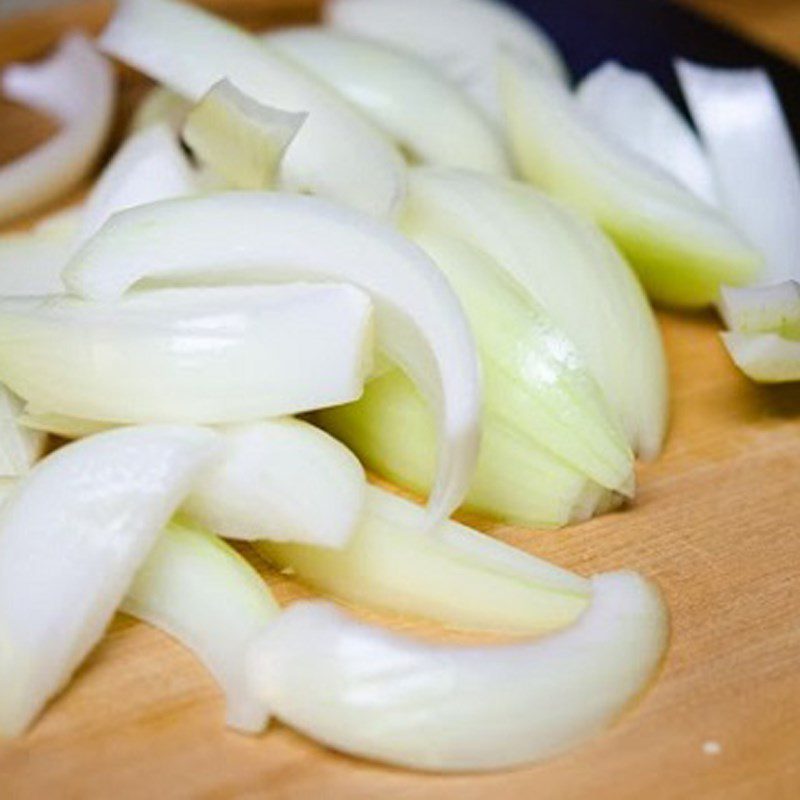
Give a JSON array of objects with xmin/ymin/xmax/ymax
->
[
  {"xmin": 0, "ymin": 285, "xmax": 373, "ymax": 424},
  {"xmin": 676, "ymin": 61, "xmax": 800, "ymax": 285},
  {"xmin": 256, "ymin": 485, "xmax": 588, "ymax": 634},
  {"xmin": 0, "ymin": 33, "xmax": 115, "ymax": 225},
  {"xmin": 100, "ymin": 0, "xmax": 405, "ymax": 219},
  {"xmin": 0, "ymin": 384, "xmax": 46, "ymax": 476},
  {"xmin": 576, "ymin": 61, "xmax": 718, "ymax": 206},
  {"xmin": 404, "ymin": 168, "xmax": 668, "ymax": 459},
  {"xmin": 182, "ymin": 419, "xmax": 366, "ymax": 548},
  {"xmin": 721, "ymin": 332, "xmax": 800, "ymax": 383},
  {"xmin": 499, "ymin": 51, "xmax": 762, "ymax": 307},
  {"xmin": 264, "ymin": 28, "xmax": 510, "ymax": 175},
  {"xmin": 326, "ymin": 0, "xmax": 568, "ymax": 121},
  {"xmin": 130, "ymin": 85, "xmax": 190, "ymax": 133},
  {"xmin": 123, "ymin": 520, "xmax": 279, "ymax": 733},
  {"xmin": 719, "ymin": 281, "xmax": 800, "ymax": 338},
  {"xmin": 0, "ymin": 425, "xmax": 218, "ymax": 737},
  {"xmin": 0, "ymin": 230, "xmax": 71, "ymax": 297},
  {"xmin": 63, "ymin": 192, "xmax": 481, "ymax": 523},
  {"xmin": 246, "ymin": 571, "xmax": 668, "ymax": 772},
  {"xmin": 18, "ymin": 410, "xmax": 114, "ymax": 439}
]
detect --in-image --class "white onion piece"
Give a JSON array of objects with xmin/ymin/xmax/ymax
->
[
  {"xmin": 247, "ymin": 571, "xmax": 668, "ymax": 772},
  {"xmin": 123, "ymin": 521, "xmax": 279, "ymax": 733},
  {"xmin": 18, "ymin": 410, "xmax": 114, "ymax": 439},
  {"xmin": 676, "ymin": 61, "xmax": 800, "ymax": 285},
  {"xmin": 0, "ymin": 34, "xmax": 115, "ymax": 225},
  {"xmin": 722, "ymin": 332, "xmax": 800, "ymax": 383},
  {"xmin": 63, "ymin": 192, "xmax": 481, "ymax": 523},
  {"xmin": 0, "ymin": 384, "xmax": 46, "ymax": 476},
  {"xmin": 183, "ymin": 419, "xmax": 366, "ymax": 548},
  {"xmin": 100, "ymin": 0, "xmax": 405, "ymax": 219},
  {"xmin": 326, "ymin": 0, "xmax": 568, "ymax": 121},
  {"xmin": 500, "ymin": 51, "xmax": 762, "ymax": 308},
  {"xmin": 79, "ymin": 123, "xmax": 199, "ymax": 244},
  {"xmin": 0, "ymin": 285, "xmax": 373, "ymax": 424},
  {"xmin": 264, "ymin": 28, "xmax": 510, "ymax": 174},
  {"xmin": 719, "ymin": 281, "xmax": 800, "ymax": 338},
  {"xmin": 131, "ymin": 85, "xmax": 190, "ymax": 133},
  {"xmin": 256, "ymin": 485, "xmax": 589, "ymax": 634},
  {"xmin": 0, "ymin": 425, "xmax": 218, "ymax": 737},
  {"xmin": 577, "ymin": 62, "xmax": 718, "ymax": 206},
  {"xmin": 0, "ymin": 231, "xmax": 71, "ymax": 297}
]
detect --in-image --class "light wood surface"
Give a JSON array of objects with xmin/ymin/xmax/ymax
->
[{"xmin": 1, "ymin": 2, "xmax": 799, "ymax": 798}]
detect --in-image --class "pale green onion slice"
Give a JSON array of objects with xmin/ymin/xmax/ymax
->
[
  {"xmin": 182, "ymin": 79, "xmax": 306, "ymax": 190},
  {"xmin": 256, "ymin": 485, "xmax": 588, "ymax": 634},
  {"xmin": 130, "ymin": 85, "xmax": 190, "ymax": 133},
  {"xmin": 123, "ymin": 521, "xmax": 279, "ymax": 732},
  {"xmin": 100, "ymin": 0, "xmax": 405, "ymax": 219},
  {"xmin": 721, "ymin": 332, "xmax": 800, "ymax": 383},
  {"xmin": 576, "ymin": 61, "xmax": 718, "ymax": 206},
  {"xmin": 404, "ymin": 168, "xmax": 668, "ymax": 459},
  {"xmin": 0, "ymin": 425, "xmax": 218, "ymax": 737},
  {"xmin": 719, "ymin": 281, "xmax": 800, "ymax": 338},
  {"xmin": 246, "ymin": 571, "xmax": 668, "ymax": 772},
  {"xmin": 0, "ymin": 385, "xmax": 46, "ymax": 476},
  {"xmin": 326, "ymin": 0, "xmax": 568, "ymax": 120},
  {"xmin": 63, "ymin": 192, "xmax": 481, "ymax": 524},
  {"xmin": 0, "ymin": 285, "xmax": 373, "ymax": 425},
  {"xmin": 182, "ymin": 419, "xmax": 366, "ymax": 548},
  {"xmin": 677, "ymin": 61, "xmax": 800, "ymax": 285},
  {"xmin": 500, "ymin": 51, "xmax": 762, "ymax": 307},
  {"xmin": 0, "ymin": 34, "xmax": 115, "ymax": 225},
  {"xmin": 264, "ymin": 28, "xmax": 510, "ymax": 174}
]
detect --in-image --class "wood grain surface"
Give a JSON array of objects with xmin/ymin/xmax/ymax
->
[{"xmin": 0, "ymin": 2, "xmax": 799, "ymax": 798}]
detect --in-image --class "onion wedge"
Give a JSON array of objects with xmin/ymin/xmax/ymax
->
[
  {"xmin": 576, "ymin": 61, "xmax": 718, "ymax": 206},
  {"xmin": 326, "ymin": 0, "xmax": 568, "ymax": 120},
  {"xmin": 123, "ymin": 521, "xmax": 279, "ymax": 732},
  {"xmin": 63, "ymin": 192, "xmax": 481, "ymax": 523},
  {"xmin": 0, "ymin": 425, "xmax": 218, "ymax": 737},
  {"xmin": 404, "ymin": 168, "xmax": 668, "ymax": 459},
  {"xmin": 721, "ymin": 332, "xmax": 800, "ymax": 383},
  {"xmin": 0, "ymin": 285, "xmax": 373, "ymax": 424},
  {"xmin": 719, "ymin": 281, "xmax": 800, "ymax": 338},
  {"xmin": 0, "ymin": 385, "xmax": 46, "ymax": 476},
  {"xmin": 500, "ymin": 51, "xmax": 762, "ymax": 307},
  {"xmin": 182, "ymin": 419, "xmax": 366, "ymax": 548},
  {"xmin": 246, "ymin": 571, "xmax": 668, "ymax": 772},
  {"xmin": 676, "ymin": 61, "xmax": 800, "ymax": 285},
  {"xmin": 100, "ymin": 0, "xmax": 405, "ymax": 219},
  {"xmin": 0, "ymin": 34, "xmax": 115, "ymax": 225},
  {"xmin": 256, "ymin": 485, "xmax": 589, "ymax": 633},
  {"xmin": 264, "ymin": 28, "xmax": 510, "ymax": 174}
]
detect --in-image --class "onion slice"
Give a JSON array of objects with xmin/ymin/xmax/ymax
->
[
  {"xmin": 0, "ymin": 425, "xmax": 218, "ymax": 737},
  {"xmin": 719, "ymin": 281, "xmax": 800, "ymax": 338},
  {"xmin": 676, "ymin": 61, "xmax": 800, "ymax": 285},
  {"xmin": 63, "ymin": 192, "xmax": 481, "ymax": 523},
  {"xmin": 131, "ymin": 85, "xmax": 189, "ymax": 133},
  {"xmin": 721, "ymin": 332, "xmax": 800, "ymax": 383},
  {"xmin": 182, "ymin": 419, "xmax": 366, "ymax": 548},
  {"xmin": 18, "ymin": 410, "xmax": 113, "ymax": 439},
  {"xmin": 246, "ymin": 570, "xmax": 668, "ymax": 772},
  {"xmin": 0, "ymin": 385, "xmax": 46, "ymax": 477},
  {"xmin": 326, "ymin": 0, "xmax": 568, "ymax": 120},
  {"xmin": 0, "ymin": 285, "xmax": 373, "ymax": 424},
  {"xmin": 576, "ymin": 61, "xmax": 718, "ymax": 206},
  {"xmin": 0, "ymin": 33, "xmax": 115, "ymax": 225},
  {"xmin": 500, "ymin": 51, "xmax": 762, "ymax": 307},
  {"xmin": 123, "ymin": 521, "xmax": 279, "ymax": 733},
  {"xmin": 256, "ymin": 485, "xmax": 589, "ymax": 634},
  {"xmin": 264, "ymin": 28, "xmax": 510, "ymax": 174},
  {"xmin": 100, "ymin": 0, "xmax": 405, "ymax": 219}
]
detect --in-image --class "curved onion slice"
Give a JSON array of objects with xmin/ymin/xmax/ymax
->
[
  {"xmin": 676, "ymin": 61, "xmax": 800, "ymax": 285},
  {"xmin": 326, "ymin": 0, "xmax": 568, "ymax": 121},
  {"xmin": 123, "ymin": 521, "xmax": 279, "ymax": 733},
  {"xmin": 404, "ymin": 168, "xmax": 668, "ymax": 459},
  {"xmin": 246, "ymin": 570, "xmax": 668, "ymax": 772},
  {"xmin": 182, "ymin": 419, "xmax": 366, "ymax": 548},
  {"xmin": 0, "ymin": 425, "xmax": 218, "ymax": 737},
  {"xmin": 18, "ymin": 410, "xmax": 114, "ymax": 439},
  {"xmin": 131, "ymin": 85, "xmax": 190, "ymax": 133},
  {"xmin": 0, "ymin": 385, "xmax": 46, "ymax": 477},
  {"xmin": 63, "ymin": 193, "xmax": 481, "ymax": 523},
  {"xmin": 576, "ymin": 62, "xmax": 718, "ymax": 206},
  {"xmin": 100, "ymin": 0, "xmax": 405, "ymax": 219},
  {"xmin": 264, "ymin": 28, "xmax": 510, "ymax": 174},
  {"xmin": 183, "ymin": 80, "xmax": 306, "ymax": 190},
  {"xmin": 0, "ymin": 285, "xmax": 373, "ymax": 424},
  {"xmin": 79, "ymin": 123, "xmax": 199, "ymax": 244},
  {"xmin": 719, "ymin": 281, "xmax": 800, "ymax": 338},
  {"xmin": 721, "ymin": 332, "xmax": 800, "ymax": 383},
  {"xmin": 256, "ymin": 486, "xmax": 589, "ymax": 634},
  {"xmin": 500, "ymin": 51, "xmax": 762, "ymax": 308},
  {"xmin": 0, "ymin": 33, "xmax": 115, "ymax": 225}
]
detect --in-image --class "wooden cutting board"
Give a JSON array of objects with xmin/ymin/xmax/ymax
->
[{"xmin": 1, "ymin": 1, "xmax": 799, "ymax": 797}]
